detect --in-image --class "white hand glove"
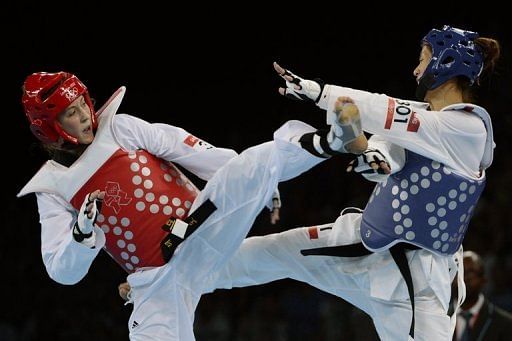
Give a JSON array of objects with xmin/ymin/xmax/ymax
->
[
  {"xmin": 73, "ymin": 191, "xmax": 103, "ymax": 242},
  {"xmin": 346, "ymin": 148, "xmax": 391, "ymax": 182},
  {"xmin": 274, "ymin": 62, "xmax": 323, "ymax": 103}
]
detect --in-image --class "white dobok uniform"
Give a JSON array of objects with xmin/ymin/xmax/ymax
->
[
  {"xmin": 209, "ymin": 84, "xmax": 495, "ymax": 341},
  {"xmin": 18, "ymin": 87, "xmax": 325, "ymax": 340}
]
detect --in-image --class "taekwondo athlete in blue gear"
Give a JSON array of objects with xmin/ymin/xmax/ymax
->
[
  {"xmin": 205, "ymin": 25, "xmax": 500, "ymax": 341},
  {"xmin": 361, "ymin": 26, "xmax": 491, "ymax": 256}
]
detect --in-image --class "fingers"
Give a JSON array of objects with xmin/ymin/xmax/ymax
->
[
  {"xmin": 270, "ymin": 208, "xmax": 280, "ymax": 225},
  {"xmin": 280, "ymin": 87, "xmax": 301, "ymax": 100},
  {"xmin": 346, "ymin": 159, "xmax": 356, "ymax": 172},
  {"xmin": 369, "ymin": 160, "xmax": 380, "ymax": 170},
  {"xmin": 85, "ymin": 201, "xmax": 95, "ymax": 219},
  {"xmin": 369, "ymin": 155, "xmax": 391, "ymax": 174},
  {"xmin": 118, "ymin": 282, "xmax": 131, "ymax": 301},
  {"xmin": 380, "ymin": 162, "xmax": 391, "ymax": 174},
  {"xmin": 273, "ymin": 62, "xmax": 293, "ymax": 81},
  {"xmin": 274, "ymin": 62, "xmax": 296, "ymax": 83},
  {"xmin": 273, "ymin": 61, "xmax": 285, "ymax": 75},
  {"xmin": 347, "ymin": 153, "xmax": 391, "ymax": 175},
  {"xmin": 86, "ymin": 190, "xmax": 104, "ymax": 219},
  {"xmin": 347, "ymin": 155, "xmax": 364, "ymax": 172},
  {"xmin": 368, "ymin": 155, "xmax": 382, "ymax": 172}
]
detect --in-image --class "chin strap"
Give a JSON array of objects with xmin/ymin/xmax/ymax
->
[{"xmin": 415, "ymin": 73, "xmax": 435, "ymax": 101}]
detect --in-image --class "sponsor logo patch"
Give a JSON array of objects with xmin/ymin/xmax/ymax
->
[
  {"xmin": 184, "ymin": 135, "xmax": 214, "ymax": 151},
  {"xmin": 308, "ymin": 227, "xmax": 318, "ymax": 239},
  {"xmin": 104, "ymin": 181, "xmax": 132, "ymax": 214},
  {"xmin": 184, "ymin": 134, "xmax": 199, "ymax": 147}
]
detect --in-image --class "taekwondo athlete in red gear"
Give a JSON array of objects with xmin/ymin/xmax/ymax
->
[{"xmin": 18, "ymin": 70, "xmax": 367, "ymax": 340}]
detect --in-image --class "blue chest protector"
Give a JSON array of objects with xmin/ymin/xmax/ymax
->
[{"xmin": 361, "ymin": 151, "xmax": 485, "ymax": 255}]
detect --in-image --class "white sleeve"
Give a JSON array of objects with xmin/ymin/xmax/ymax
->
[
  {"xmin": 112, "ymin": 114, "xmax": 238, "ymax": 181},
  {"xmin": 37, "ymin": 192, "xmax": 105, "ymax": 285},
  {"xmin": 318, "ymin": 85, "xmax": 486, "ymax": 177}
]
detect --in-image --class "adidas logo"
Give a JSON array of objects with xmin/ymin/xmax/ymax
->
[{"xmin": 132, "ymin": 320, "xmax": 139, "ymax": 329}]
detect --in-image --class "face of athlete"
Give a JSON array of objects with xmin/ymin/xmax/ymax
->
[
  {"xmin": 57, "ymin": 95, "xmax": 94, "ymax": 144},
  {"xmin": 413, "ymin": 44, "xmax": 433, "ymax": 84}
]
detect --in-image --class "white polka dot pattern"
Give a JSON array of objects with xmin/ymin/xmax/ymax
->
[
  {"xmin": 95, "ymin": 150, "xmax": 199, "ymax": 273},
  {"xmin": 420, "ymin": 179, "xmax": 430, "ymax": 188},
  {"xmin": 134, "ymin": 188, "xmax": 144, "ymax": 198},
  {"xmin": 432, "ymin": 172, "xmax": 442, "ymax": 182},
  {"xmin": 132, "ymin": 175, "xmax": 142, "ymax": 185},
  {"xmin": 143, "ymin": 179, "xmax": 153, "ymax": 189},
  {"xmin": 361, "ymin": 152, "xmax": 486, "ymax": 255},
  {"xmin": 145, "ymin": 192, "xmax": 155, "ymax": 202}
]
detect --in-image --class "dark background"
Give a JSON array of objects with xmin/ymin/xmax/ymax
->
[{"xmin": 3, "ymin": 4, "xmax": 511, "ymax": 340}]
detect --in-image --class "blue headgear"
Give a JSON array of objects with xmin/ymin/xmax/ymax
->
[{"xmin": 416, "ymin": 25, "xmax": 483, "ymax": 100}]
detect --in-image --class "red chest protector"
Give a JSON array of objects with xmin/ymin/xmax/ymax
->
[
  {"xmin": 19, "ymin": 87, "xmax": 199, "ymax": 273},
  {"xmin": 71, "ymin": 149, "xmax": 198, "ymax": 272}
]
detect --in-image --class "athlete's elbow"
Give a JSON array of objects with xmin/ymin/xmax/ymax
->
[
  {"xmin": 45, "ymin": 262, "xmax": 86, "ymax": 285},
  {"xmin": 47, "ymin": 269, "xmax": 84, "ymax": 285}
]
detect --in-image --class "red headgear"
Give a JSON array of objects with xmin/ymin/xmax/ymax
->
[{"xmin": 22, "ymin": 72, "xmax": 96, "ymax": 144}]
